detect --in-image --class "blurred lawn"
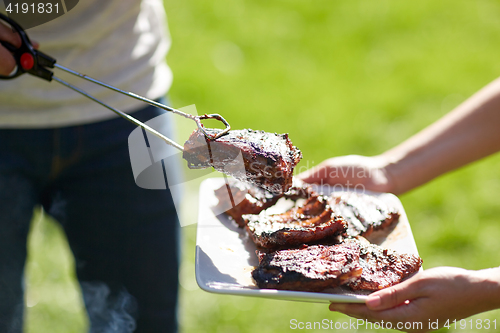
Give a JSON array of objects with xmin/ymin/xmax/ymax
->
[{"xmin": 25, "ymin": 1, "xmax": 500, "ymax": 332}]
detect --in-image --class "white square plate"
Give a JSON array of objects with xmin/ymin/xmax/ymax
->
[{"xmin": 195, "ymin": 177, "xmax": 420, "ymax": 303}]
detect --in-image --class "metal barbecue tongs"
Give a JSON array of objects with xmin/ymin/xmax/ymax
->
[{"xmin": 0, "ymin": 13, "xmax": 230, "ymax": 151}]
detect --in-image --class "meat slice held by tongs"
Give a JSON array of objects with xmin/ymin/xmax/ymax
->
[{"xmin": 183, "ymin": 129, "xmax": 302, "ymax": 193}]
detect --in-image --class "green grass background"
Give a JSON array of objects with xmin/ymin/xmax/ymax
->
[{"xmin": 24, "ymin": 1, "xmax": 500, "ymax": 332}]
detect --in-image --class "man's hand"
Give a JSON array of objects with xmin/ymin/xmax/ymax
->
[
  {"xmin": 329, "ymin": 267, "xmax": 500, "ymax": 333},
  {"xmin": 0, "ymin": 20, "xmax": 22, "ymax": 75},
  {"xmin": 297, "ymin": 155, "xmax": 397, "ymax": 194},
  {"xmin": 0, "ymin": 20, "xmax": 39, "ymax": 76}
]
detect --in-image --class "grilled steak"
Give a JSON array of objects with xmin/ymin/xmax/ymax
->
[
  {"xmin": 183, "ymin": 129, "xmax": 302, "ymax": 193},
  {"xmin": 252, "ymin": 243, "xmax": 363, "ymax": 291},
  {"xmin": 252, "ymin": 238, "xmax": 422, "ymax": 292},
  {"xmin": 214, "ymin": 180, "xmax": 280, "ymax": 227},
  {"xmin": 280, "ymin": 182, "xmax": 317, "ymax": 201},
  {"xmin": 329, "ymin": 192, "xmax": 400, "ymax": 237},
  {"xmin": 215, "ymin": 179, "xmax": 317, "ymax": 227},
  {"xmin": 346, "ymin": 238, "xmax": 422, "ymax": 291},
  {"xmin": 244, "ymin": 195, "xmax": 346, "ymax": 249}
]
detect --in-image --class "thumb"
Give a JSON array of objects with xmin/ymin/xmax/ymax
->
[
  {"xmin": 296, "ymin": 165, "xmax": 330, "ymax": 184},
  {"xmin": 296, "ymin": 167, "xmax": 318, "ymax": 183},
  {"xmin": 0, "ymin": 45, "xmax": 17, "ymax": 76},
  {"xmin": 366, "ymin": 277, "xmax": 422, "ymax": 311},
  {"xmin": 296, "ymin": 161, "xmax": 336, "ymax": 185}
]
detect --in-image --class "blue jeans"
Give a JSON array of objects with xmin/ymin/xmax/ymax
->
[{"xmin": 0, "ymin": 102, "xmax": 180, "ymax": 333}]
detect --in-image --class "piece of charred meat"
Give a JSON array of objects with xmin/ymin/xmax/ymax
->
[
  {"xmin": 214, "ymin": 180, "xmax": 281, "ymax": 227},
  {"xmin": 252, "ymin": 238, "xmax": 422, "ymax": 292},
  {"xmin": 214, "ymin": 179, "xmax": 317, "ymax": 227},
  {"xmin": 244, "ymin": 195, "xmax": 346, "ymax": 249},
  {"xmin": 345, "ymin": 238, "xmax": 423, "ymax": 291},
  {"xmin": 329, "ymin": 192, "xmax": 400, "ymax": 237},
  {"xmin": 280, "ymin": 182, "xmax": 317, "ymax": 201},
  {"xmin": 183, "ymin": 129, "xmax": 302, "ymax": 193},
  {"xmin": 252, "ymin": 243, "xmax": 363, "ymax": 291}
]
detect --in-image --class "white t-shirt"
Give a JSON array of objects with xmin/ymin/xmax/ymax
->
[{"xmin": 0, "ymin": 0, "xmax": 172, "ymax": 128}]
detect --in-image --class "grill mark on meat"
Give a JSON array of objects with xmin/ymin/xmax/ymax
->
[
  {"xmin": 224, "ymin": 181, "xmax": 236, "ymax": 208},
  {"xmin": 244, "ymin": 195, "xmax": 347, "ymax": 249},
  {"xmin": 184, "ymin": 129, "xmax": 302, "ymax": 193}
]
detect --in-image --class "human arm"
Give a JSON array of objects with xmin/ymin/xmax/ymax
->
[
  {"xmin": 329, "ymin": 266, "xmax": 500, "ymax": 332},
  {"xmin": 298, "ymin": 77, "xmax": 500, "ymax": 195}
]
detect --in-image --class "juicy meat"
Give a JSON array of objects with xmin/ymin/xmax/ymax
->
[
  {"xmin": 252, "ymin": 238, "xmax": 422, "ymax": 292},
  {"xmin": 346, "ymin": 238, "xmax": 423, "ymax": 291},
  {"xmin": 183, "ymin": 129, "xmax": 302, "ymax": 193},
  {"xmin": 329, "ymin": 192, "xmax": 400, "ymax": 237},
  {"xmin": 244, "ymin": 195, "xmax": 346, "ymax": 249},
  {"xmin": 280, "ymin": 183, "xmax": 317, "ymax": 201},
  {"xmin": 214, "ymin": 180, "xmax": 280, "ymax": 227},
  {"xmin": 215, "ymin": 179, "xmax": 317, "ymax": 227},
  {"xmin": 252, "ymin": 243, "xmax": 363, "ymax": 291}
]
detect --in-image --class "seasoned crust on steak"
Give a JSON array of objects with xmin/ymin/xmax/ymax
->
[
  {"xmin": 244, "ymin": 195, "xmax": 346, "ymax": 249},
  {"xmin": 345, "ymin": 238, "xmax": 423, "ymax": 291},
  {"xmin": 183, "ymin": 129, "xmax": 302, "ymax": 193},
  {"xmin": 329, "ymin": 192, "xmax": 400, "ymax": 237},
  {"xmin": 252, "ymin": 238, "xmax": 422, "ymax": 292},
  {"xmin": 252, "ymin": 243, "xmax": 363, "ymax": 291}
]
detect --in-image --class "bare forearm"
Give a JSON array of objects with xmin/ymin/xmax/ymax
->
[{"xmin": 381, "ymin": 77, "xmax": 500, "ymax": 194}]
